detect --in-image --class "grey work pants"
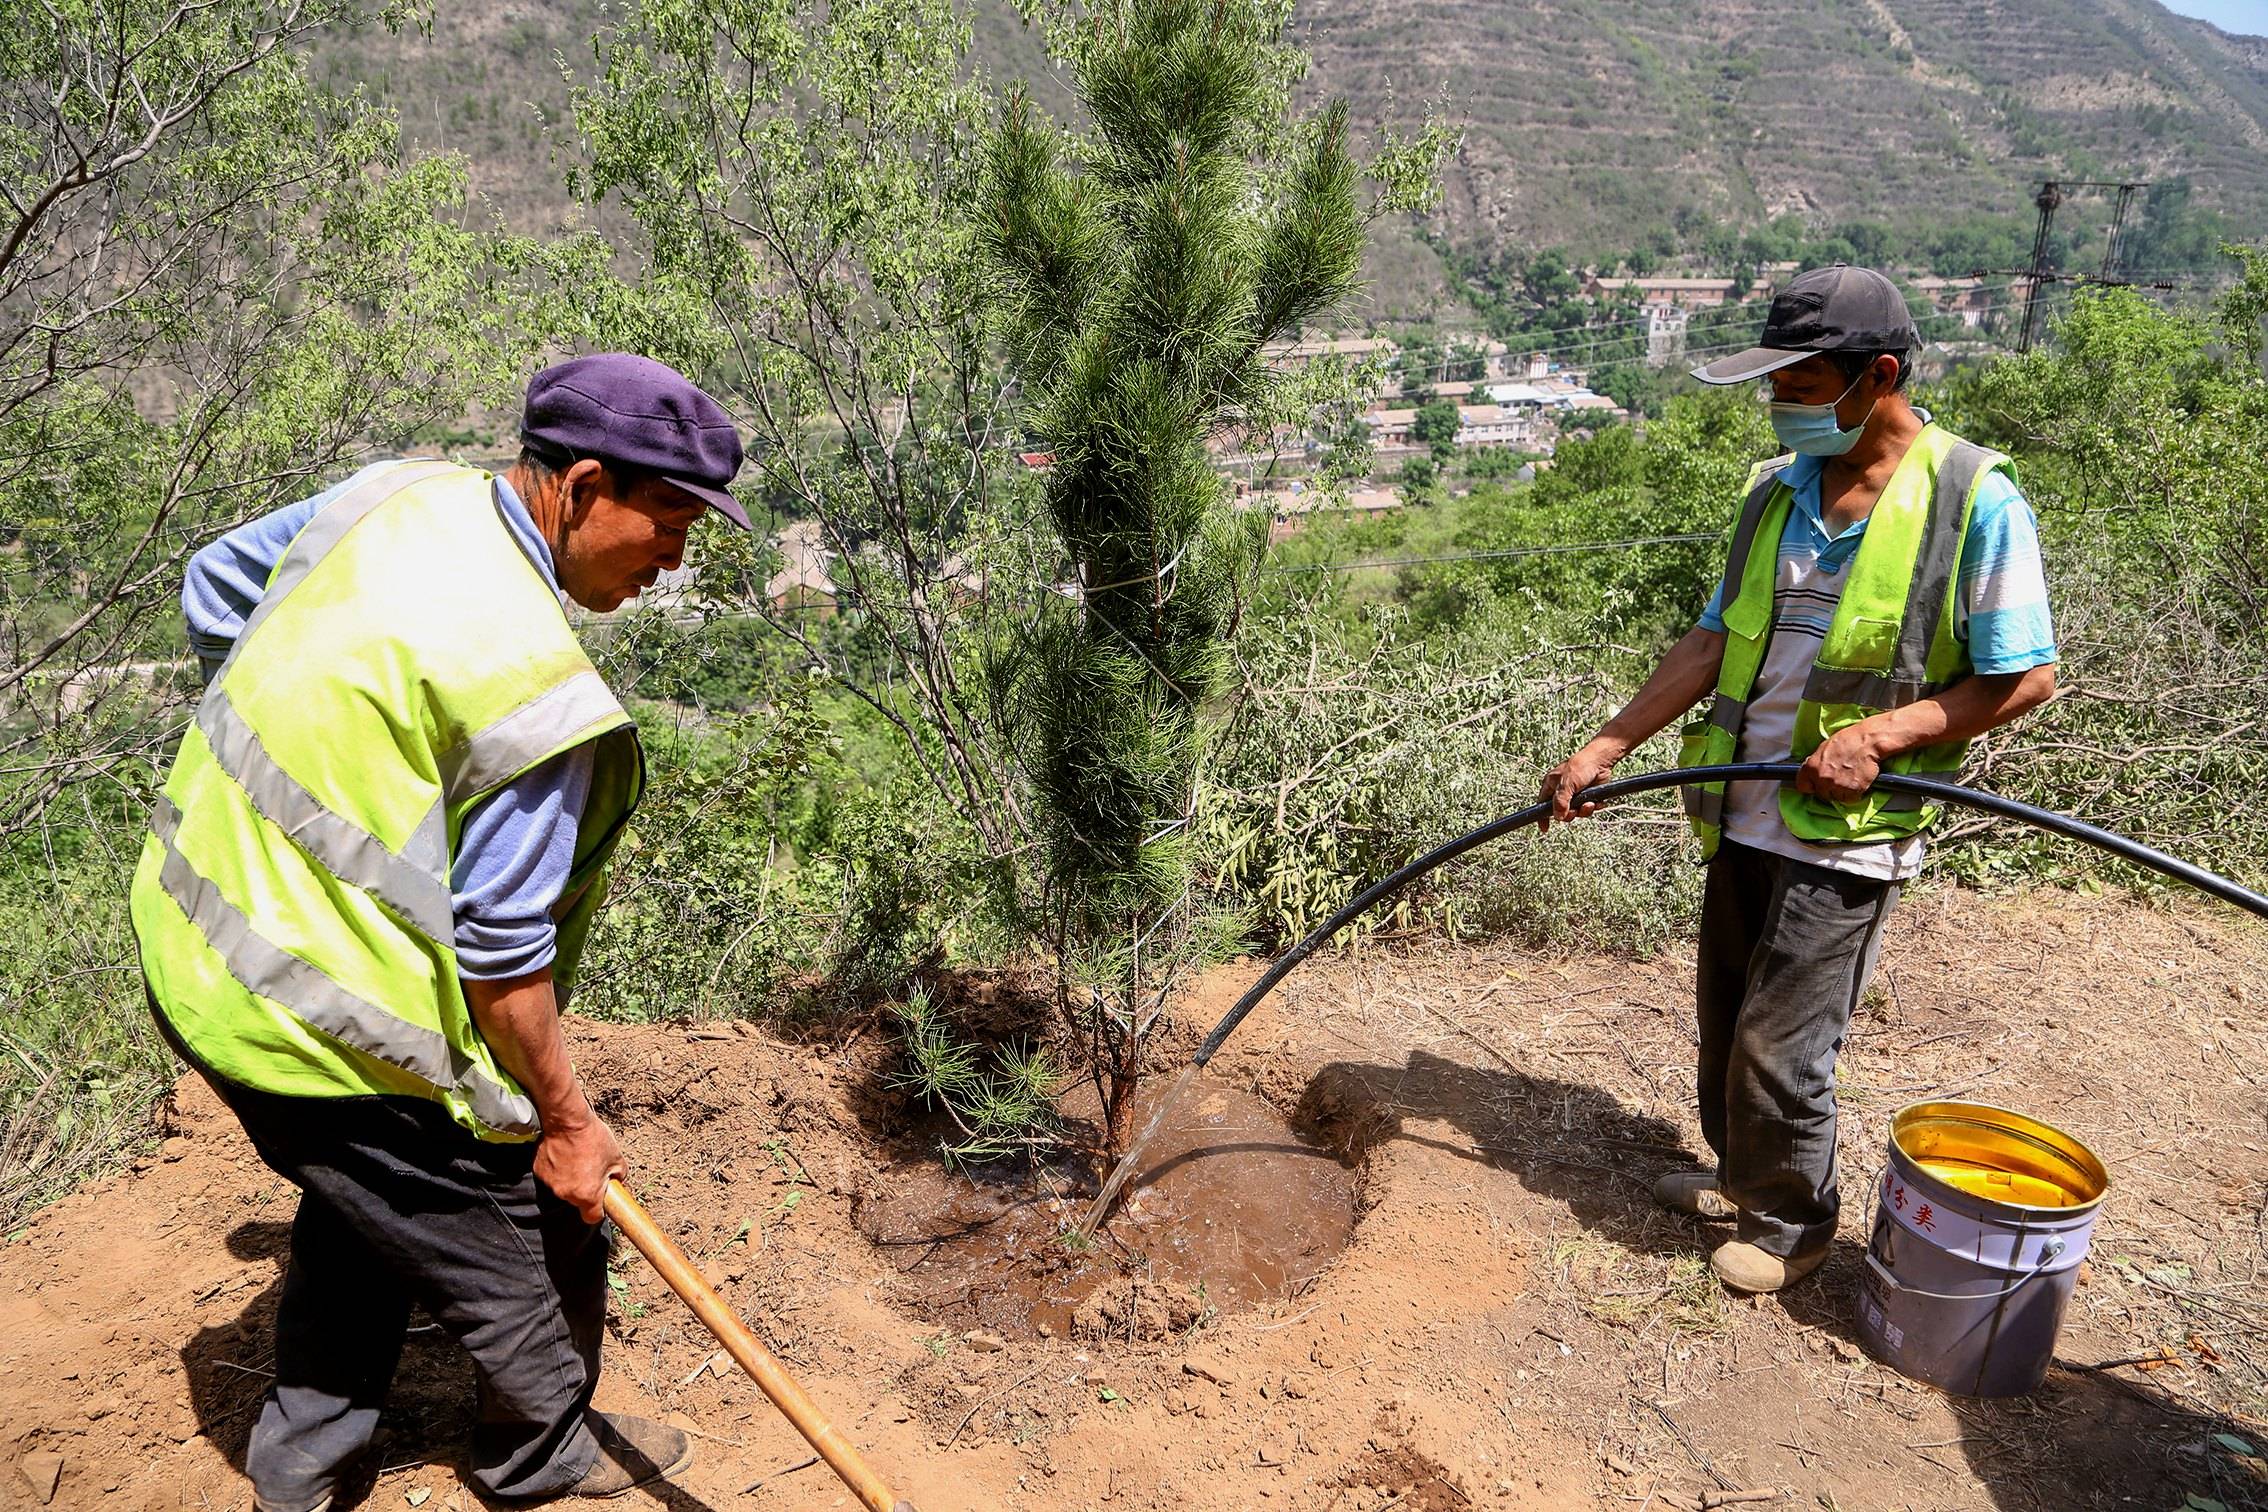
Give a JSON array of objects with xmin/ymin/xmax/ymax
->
[
  {"xmin": 1695, "ymin": 840, "xmax": 1900, "ymax": 1259},
  {"xmin": 153, "ymin": 1001, "xmax": 604, "ymax": 1507}
]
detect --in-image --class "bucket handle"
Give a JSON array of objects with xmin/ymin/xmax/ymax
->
[
  {"xmin": 1863, "ymin": 1239, "xmax": 2065, "ymax": 1303},
  {"xmin": 1864, "ymin": 1180, "xmax": 2068, "ymax": 1301}
]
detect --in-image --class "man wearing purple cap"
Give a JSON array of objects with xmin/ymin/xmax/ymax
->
[
  {"xmin": 1538, "ymin": 268, "xmax": 2059, "ymax": 1295},
  {"xmin": 136, "ymin": 355, "xmax": 747, "ymax": 1506}
]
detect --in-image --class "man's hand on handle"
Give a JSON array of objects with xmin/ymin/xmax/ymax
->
[
  {"xmin": 536, "ymin": 1112, "xmax": 628, "ymax": 1225},
  {"xmin": 464, "ymin": 967, "xmax": 624, "ymax": 1225}
]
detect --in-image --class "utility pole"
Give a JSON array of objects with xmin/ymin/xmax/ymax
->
[
  {"xmin": 2018, "ymin": 178, "xmax": 2150, "ymax": 353},
  {"xmin": 2100, "ymin": 181, "xmax": 2140, "ymax": 279},
  {"xmin": 2020, "ymin": 181, "xmax": 2063, "ymax": 354}
]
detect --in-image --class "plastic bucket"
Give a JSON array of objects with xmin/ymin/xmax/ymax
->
[{"xmin": 1856, "ymin": 1100, "xmax": 2109, "ymax": 1397}]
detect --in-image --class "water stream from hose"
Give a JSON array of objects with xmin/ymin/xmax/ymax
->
[
  {"xmin": 1072, "ymin": 1062, "xmax": 1198, "ymax": 1244},
  {"xmin": 1071, "ymin": 762, "xmax": 2268, "ymax": 1242}
]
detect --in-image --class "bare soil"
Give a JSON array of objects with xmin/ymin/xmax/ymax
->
[
  {"xmin": 6, "ymin": 885, "xmax": 2268, "ymax": 1511},
  {"xmin": 857, "ymin": 1075, "xmax": 1358, "ymax": 1342}
]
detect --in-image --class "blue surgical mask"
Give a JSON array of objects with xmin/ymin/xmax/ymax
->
[{"xmin": 1768, "ymin": 370, "xmax": 1878, "ymax": 457}]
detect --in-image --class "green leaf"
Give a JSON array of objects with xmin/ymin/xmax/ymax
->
[{"xmin": 2213, "ymin": 1433, "xmax": 2255, "ymax": 1457}]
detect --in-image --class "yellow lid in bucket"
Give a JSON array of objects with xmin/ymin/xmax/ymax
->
[{"xmin": 1889, "ymin": 1101, "xmax": 2109, "ymax": 1217}]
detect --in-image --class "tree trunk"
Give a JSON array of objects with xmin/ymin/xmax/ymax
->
[{"xmin": 1102, "ymin": 1067, "xmax": 1141, "ymax": 1159}]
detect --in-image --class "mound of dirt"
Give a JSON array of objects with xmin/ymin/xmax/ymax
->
[{"xmin": 4, "ymin": 886, "xmax": 2266, "ymax": 1510}]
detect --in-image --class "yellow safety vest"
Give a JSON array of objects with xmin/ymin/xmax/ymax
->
[
  {"xmin": 1681, "ymin": 425, "xmax": 2013, "ymax": 860},
  {"xmin": 131, "ymin": 460, "xmax": 644, "ymax": 1140}
]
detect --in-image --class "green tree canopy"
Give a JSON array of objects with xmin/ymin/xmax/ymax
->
[{"xmin": 977, "ymin": 0, "xmax": 1444, "ymax": 1151}]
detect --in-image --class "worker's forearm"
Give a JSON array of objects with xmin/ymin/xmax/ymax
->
[
  {"xmin": 464, "ymin": 969, "xmax": 594, "ymax": 1133},
  {"xmin": 1849, "ymin": 664, "xmax": 2059, "ymax": 760},
  {"xmin": 1590, "ymin": 626, "xmax": 1728, "ymax": 758}
]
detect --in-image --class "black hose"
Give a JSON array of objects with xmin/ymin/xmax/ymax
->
[{"xmin": 1192, "ymin": 762, "xmax": 2268, "ymax": 1068}]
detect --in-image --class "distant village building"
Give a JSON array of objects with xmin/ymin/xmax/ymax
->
[
  {"xmin": 937, "ymin": 550, "xmax": 987, "ymax": 608},
  {"xmin": 1261, "ymin": 334, "xmax": 1397, "ymax": 369},
  {"xmin": 1456, "ymin": 404, "xmax": 1542, "ymax": 449},
  {"xmin": 1485, "ymin": 382, "xmax": 1551, "ymax": 409},
  {"xmin": 1909, "ymin": 275, "xmax": 1997, "ymax": 329},
  {"xmin": 1587, "ymin": 275, "xmax": 1753, "ymax": 309},
  {"xmin": 1249, "ymin": 483, "xmax": 1403, "ymax": 542},
  {"xmin": 1645, "ymin": 303, "xmax": 1691, "ymax": 369},
  {"xmin": 1483, "ymin": 374, "xmax": 1620, "ymax": 420},
  {"xmin": 1366, "ymin": 407, "xmax": 1418, "ymax": 451},
  {"xmin": 766, "ymin": 517, "xmax": 837, "ymax": 616}
]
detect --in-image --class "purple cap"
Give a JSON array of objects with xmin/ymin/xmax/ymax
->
[{"xmin": 520, "ymin": 354, "xmax": 749, "ymax": 529}]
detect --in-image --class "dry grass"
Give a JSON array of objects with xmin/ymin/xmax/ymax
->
[{"xmin": 1549, "ymin": 1233, "xmax": 1729, "ymax": 1338}]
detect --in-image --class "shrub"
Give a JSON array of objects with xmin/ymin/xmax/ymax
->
[
  {"xmin": 1203, "ymin": 604, "xmax": 1701, "ymax": 955},
  {"xmin": 1933, "ymin": 249, "xmax": 2268, "ymax": 893}
]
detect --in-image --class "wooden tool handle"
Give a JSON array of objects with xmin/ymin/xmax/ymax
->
[{"xmin": 602, "ymin": 1179, "xmax": 915, "ymax": 1512}]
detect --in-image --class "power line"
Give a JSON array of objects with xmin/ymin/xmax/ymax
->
[
  {"xmin": 1369, "ymin": 292, "xmax": 2050, "ymax": 385},
  {"xmin": 1264, "ymin": 533, "xmax": 1721, "ymax": 575},
  {"xmin": 1375, "ymin": 288, "xmax": 2020, "ymax": 383}
]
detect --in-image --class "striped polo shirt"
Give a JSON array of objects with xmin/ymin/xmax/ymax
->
[{"xmin": 1697, "ymin": 438, "xmax": 2058, "ymax": 880}]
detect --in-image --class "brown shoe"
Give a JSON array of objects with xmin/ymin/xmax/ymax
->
[
  {"xmin": 1652, "ymin": 1169, "xmax": 1736, "ymax": 1221},
  {"xmin": 570, "ymin": 1412, "xmax": 693, "ymax": 1498},
  {"xmin": 1710, "ymin": 1239, "xmax": 1830, "ymax": 1294}
]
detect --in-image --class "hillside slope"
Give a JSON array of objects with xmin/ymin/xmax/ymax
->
[
  {"xmin": 316, "ymin": 0, "xmax": 2268, "ymax": 304},
  {"xmin": 1297, "ymin": 0, "xmax": 2268, "ymax": 252}
]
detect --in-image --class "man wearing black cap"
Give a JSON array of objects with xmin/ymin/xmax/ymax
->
[
  {"xmin": 1538, "ymin": 267, "xmax": 2059, "ymax": 1293},
  {"xmin": 142, "ymin": 355, "xmax": 748, "ymax": 1506}
]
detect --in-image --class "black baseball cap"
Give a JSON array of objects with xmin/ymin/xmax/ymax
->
[
  {"xmin": 1691, "ymin": 265, "xmax": 1921, "ymax": 386},
  {"xmin": 519, "ymin": 354, "xmax": 750, "ymax": 529}
]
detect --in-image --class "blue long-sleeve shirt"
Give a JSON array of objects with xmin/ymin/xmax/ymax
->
[{"xmin": 183, "ymin": 461, "xmax": 592, "ymax": 980}]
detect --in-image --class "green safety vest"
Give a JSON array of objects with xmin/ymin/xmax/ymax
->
[
  {"xmin": 1680, "ymin": 424, "xmax": 2013, "ymax": 861},
  {"xmin": 131, "ymin": 460, "xmax": 645, "ymax": 1141}
]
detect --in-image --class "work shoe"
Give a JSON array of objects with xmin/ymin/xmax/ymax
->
[
  {"xmin": 1651, "ymin": 1169, "xmax": 1736, "ymax": 1221},
  {"xmin": 1710, "ymin": 1239, "xmax": 1830, "ymax": 1295},
  {"xmin": 254, "ymin": 1497, "xmax": 331, "ymax": 1512},
  {"xmin": 569, "ymin": 1412, "xmax": 693, "ymax": 1498}
]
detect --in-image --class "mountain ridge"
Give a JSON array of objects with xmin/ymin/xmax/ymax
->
[{"xmin": 314, "ymin": 0, "xmax": 2268, "ymax": 314}]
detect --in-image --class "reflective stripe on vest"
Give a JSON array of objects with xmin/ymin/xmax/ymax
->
[
  {"xmin": 1713, "ymin": 461, "xmax": 1793, "ymax": 623},
  {"xmin": 1798, "ymin": 441, "xmax": 1994, "ymax": 712},
  {"xmin": 1681, "ymin": 429, "xmax": 2009, "ymax": 857},
  {"xmin": 196, "ymin": 687, "xmax": 454, "ymax": 942},
  {"xmin": 1676, "ymin": 460, "xmax": 1789, "ymax": 846},
  {"xmin": 442, "ymin": 669, "xmax": 627, "ymax": 808},
  {"xmin": 147, "ymin": 796, "xmax": 539, "ymax": 1134},
  {"xmin": 135, "ymin": 460, "xmax": 640, "ymax": 1140}
]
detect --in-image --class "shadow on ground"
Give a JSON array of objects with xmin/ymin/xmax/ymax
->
[
  {"xmin": 1298, "ymin": 1048, "xmax": 2268, "ymax": 1512},
  {"xmin": 1295, "ymin": 1048, "xmax": 1704, "ymax": 1264},
  {"xmin": 182, "ymin": 1220, "xmax": 731, "ymax": 1512}
]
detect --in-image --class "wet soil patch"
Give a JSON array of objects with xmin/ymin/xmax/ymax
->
[{"xmin": 854, "ymin": 1073, "xmax": 1359, "ymax": 1340}]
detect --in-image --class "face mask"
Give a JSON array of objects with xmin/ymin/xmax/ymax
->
[{"xmin": 1768, "ymin": 369, "xmax": 1880, "ymax": 457}]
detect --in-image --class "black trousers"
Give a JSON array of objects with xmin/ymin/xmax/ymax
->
[
  {"xmin": 153, "ymin": 1000, "xmax": 604, "ymax": 1505},
  {"xmin": 1694, "ymin": 840, "xmax": 1900, "ymax": 1259}
]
